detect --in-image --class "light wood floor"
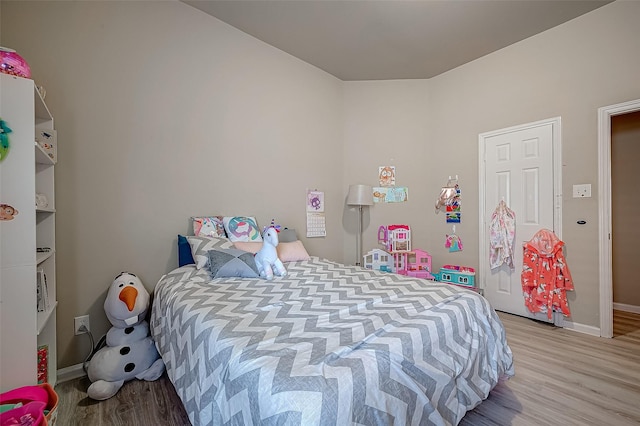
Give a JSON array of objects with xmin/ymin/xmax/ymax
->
[{"xmin": 55, "ymin": 310, "xmax": 640, "ymax": 425}]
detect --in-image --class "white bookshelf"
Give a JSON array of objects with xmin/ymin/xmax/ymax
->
[{"xmin": 0, "ymin": 73, "xmax": 57, "ymax": 391}]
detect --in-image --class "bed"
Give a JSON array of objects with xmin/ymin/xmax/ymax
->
[{"xmin": 151, "ymin": 244, "xmax": 514, "ymax": 426}]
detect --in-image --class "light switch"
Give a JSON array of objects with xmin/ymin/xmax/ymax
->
[{"xmin": 572, "ymin": 184, "xmax": 592, "ymax": 198}]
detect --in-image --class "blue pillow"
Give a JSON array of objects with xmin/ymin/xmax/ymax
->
[{"xmin": 178, "ymin": 234, "xmax": 195, "ymax": 266}]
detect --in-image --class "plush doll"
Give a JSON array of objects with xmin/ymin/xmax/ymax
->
[
  {"xmin": 87, "ymin": 272, "xmax": 165, "ymax": 400},
  {"xmin": 254, "ymin": 225, "xmax": 287, "ymax": 280}
]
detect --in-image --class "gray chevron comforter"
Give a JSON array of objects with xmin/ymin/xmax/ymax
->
[{"xmin": 151, "ymin": 257, "xmax": 514, "ymax": 426}]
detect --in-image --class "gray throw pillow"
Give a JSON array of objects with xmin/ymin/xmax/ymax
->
[{"xmin": 207, "ymin": 248, "xmax": 259, "ymax": 279}]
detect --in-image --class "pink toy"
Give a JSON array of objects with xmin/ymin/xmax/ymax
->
[
  {"xmin": 406, "ymin": 249, "xmax": 435, "ymax": 279},
  {"xmin": 378, "ymin": 224, "xmax": 435, "ymax": 278},
  {"xmin": 392, "ymin": 251, "xmax": 410, "ymax": 275},
  {"xmin": 0, "ymin": 47, "xmax": 31, "ymax": 78},
  {"xmin": 378, "ymin": 224, "xmax": 411, "ymax": 252},
  {"xmin": 442, "ymin": 264, "xmax": 475, "ymax": 274},
  {"xmin": 390, "ymin": 249, "xmax": 435, "ymax": 278}
]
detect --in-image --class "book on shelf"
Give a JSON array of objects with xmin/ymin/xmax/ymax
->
[
  {"xmin": 37, "ymin": 344, "xmax": 48, "ymax": 384},
  {"xmin": 36, "ymin": 269, "xmax": 50, "ymax": 312}
]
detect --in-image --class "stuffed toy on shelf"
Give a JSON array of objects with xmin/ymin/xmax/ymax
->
[{"xmin": 86, "ymin": 272, "xmax": 165, "ymax": 400}]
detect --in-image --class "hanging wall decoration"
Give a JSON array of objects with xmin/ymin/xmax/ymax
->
[
  {"xmin": 306, "ymin": 189, "xmax": 326, "ymax": 237},
  {"xmin": 378, "ymin": 166, "xmax": 396, "ymax": 187},
  {"xmin": 374, "ymin": 165, "xmax": 408, "ymax": 203},
  {"xmin": 445, "ymin": 178, "xmax": 461, "ymax": 223},
  {"xmin": 435, "ymin": 176, "xmax": 458, "ymax": 212},
  {"xmin": 445, "ymin": 225, "xmax": 463, "ymax": 252},
  {"xmin": 373, "ymin": 186, "xmax": 408, "ymax": 203},
  {"xmin": 445, "ymin": 189, "xmax": 461, "ymax": 223}
]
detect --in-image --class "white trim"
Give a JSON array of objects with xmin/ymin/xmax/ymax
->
[
  {"xmin": 597, "ymin": 99, "xmax": 640, "ymax": 338},
  {"xmin": 561, "ymin": 320, "xmax": 601, "ymax": 337},
  {"xmin": 478, "ymin": 116, "xmax": 562, "ymax": 288},
  {"xmin": 56, "ymin": 363, "xmax": 86, "ymax": 384},
  {"xmin": 613, "ymin": 303, "xmax": 640, "ymax": 315}
]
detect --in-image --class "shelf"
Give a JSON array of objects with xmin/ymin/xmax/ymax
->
[
  {"xmin": 1, "ymin": 74, "xmax": 58, "ymax": 392},
  {"xmin": 37, "ymin": 302, "xmax": 58, "ymax": 335},
  {"xmin": 34, "ymin": 88, "xmax": 52, "ymax": 123},
  {"xmin": 35, "ymin": 142, "xmax": 56, "ymax": 165},
  {"xmin": 36, "ymin": 250, "xmax": 54, "ymax": 264}
]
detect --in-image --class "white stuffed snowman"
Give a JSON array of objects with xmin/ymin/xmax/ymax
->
[{"xmin": 87, "ymin": 272, "xmax": 165, "ymax": 400}]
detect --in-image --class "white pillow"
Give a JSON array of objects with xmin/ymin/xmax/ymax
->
[
  {"xmin": 233, "ymin": 240, "xmax": 311, "ymax": 262},
  {"xmin": 222, "ymin": 216, "xmax": 262, "ymax": 242},
  {"xmin": 186, "ymin": 235, "xmax": 234, "ymax": 269},
  {"xmin": 192, "ymin": 216, "xmax": 226, "ymax": 238}
]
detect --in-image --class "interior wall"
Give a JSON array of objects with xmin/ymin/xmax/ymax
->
[
  {"xmin": 1, "ymin": 0, "xmax": 344, "ymax": 368},
  {"xmin": 611, "ymin": 110, "xmax": 640, "ymax": 307},
  {"xmin": 343, "ymin": 0, "xmax": 640, "ymax": 329},
  {"xmin": 3, "ymin": 0, "xmax": 639, "ymax": 369},
  {"xmin": 342, "ymin": 80, "xmax": 431, "ymax": 265}
]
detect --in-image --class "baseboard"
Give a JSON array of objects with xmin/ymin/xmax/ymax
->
[
  {"xmin": 613, "ymin": 302, "xmax": 640, "ymax": 314},
  {"xmin": 561, "ymin": 320, "xmax": 601, "ymax": 337},
  {"xmin": 57, "ymin": 363, "xmax": 87, "ymax": 384}
]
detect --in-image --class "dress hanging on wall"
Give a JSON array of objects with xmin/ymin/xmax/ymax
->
[{"xmin": 489, "ymin": 199, "xmax": 516, "ymax": 270}]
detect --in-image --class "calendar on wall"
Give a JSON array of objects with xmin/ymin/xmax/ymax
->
[{"xmin": 306, "ymin": 189, "xmax": 326, "ymax": 237}]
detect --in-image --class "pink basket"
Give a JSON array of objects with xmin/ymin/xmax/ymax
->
[{"xmin": 0, "ymin": 46, "xmax": 31, "ymax": 78}]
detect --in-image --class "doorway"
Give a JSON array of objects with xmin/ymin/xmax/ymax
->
[
  {"xmin": 598, "ymin": 99, "xmax": 640, "ymax": 338},
  {"xmin": 479, "ymin": 117, "xmax": 562, "ymax": 323}
]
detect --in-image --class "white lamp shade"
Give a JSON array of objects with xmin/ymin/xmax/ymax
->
[{"xmin": 347, "ymin": 184, "xmax": 374, "ymax": 206}]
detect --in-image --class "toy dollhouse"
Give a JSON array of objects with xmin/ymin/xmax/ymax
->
[
  {"xmin": 433, "ymin": 265, "xmax": 477, "ymax": 291},
  {"xmin": 406, "ymin": 249, "xmax": 435, "ymax": 279},
  {"xmin": 378, "ymin": 225, "xmax": 411, "ymax": 252},
  {"xmin": 363, "ymin": 248, "xmax": 393, "ymax": 272},
  {"xmin": 367, "ymin": 225, "xmax": 434, "ymax": 278}
]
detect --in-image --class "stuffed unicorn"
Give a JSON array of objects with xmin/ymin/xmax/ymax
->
[{"xmin": 255, "ymin": 222, "xmax": 287, "ymax": 280}]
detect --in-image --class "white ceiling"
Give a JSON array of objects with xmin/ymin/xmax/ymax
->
[{"xmin": 183, "ymin": 0, "xmax": 612, "ymax": 81}]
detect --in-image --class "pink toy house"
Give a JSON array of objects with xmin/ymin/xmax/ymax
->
[
  {"xmin": 378, "ymin": 224, "xmax": 411, "ymax": 252},
  {"xmin": 376, "ymin": 224, "xmax": 433, "ymax": 278},
  {"xmin": 406, "ymin": 249, "xmax": 435, "ymax": 279},
  {"xmin": 391, "ymin": 249, "xmax": 434, "ymax": 278},
  {"xmin": 391, "ymin": 251, "xmax": 410, "ymax": 275}
]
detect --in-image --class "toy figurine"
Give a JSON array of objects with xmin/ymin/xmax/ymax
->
[{"xmin": 87, "ymin": 272, "xmax": 165, "ymax": 400}]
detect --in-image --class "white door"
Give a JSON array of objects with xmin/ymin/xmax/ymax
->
[{"xmin": 479, "ymin": 118, "xmax": 561, "ymax": 323}]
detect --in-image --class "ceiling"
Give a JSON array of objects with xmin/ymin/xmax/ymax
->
[{"xmin": 183, "ymin": 0, "xmax": 612, "ymax": 81}]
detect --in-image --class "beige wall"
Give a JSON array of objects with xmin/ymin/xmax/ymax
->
[
  {"xmin": 612, "ymin": 111, "xmax": 640, "ymax": 307},
  {"xmin": 1, "ymin": 1, "xmax": 344, "ymax": 367},
  {"xmin": 3, "ymin": 0, "xmax": 640, "ymax": 368},
  {"xmin": 344, "ymin": 1, "xmax": 640, "ymax": 329},
  {"xmin": 342, "ymin": 80, "xmax": 431, "ymax": 265}
]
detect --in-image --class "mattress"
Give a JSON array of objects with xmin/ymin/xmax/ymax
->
[{"xmin": 151, "ymin": 257, "xmax": 514, "ymax": 425}]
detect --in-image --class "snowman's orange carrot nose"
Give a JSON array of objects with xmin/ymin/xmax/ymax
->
[{"xmin": 119, "ymin": 286, "xmax": 138, "ymax": 311}]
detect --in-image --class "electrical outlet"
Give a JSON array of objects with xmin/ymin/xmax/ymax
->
[
  {"xmin": 572, "ymin": 184, "xmax": 592, "ymax": 198},
  {"xmin": 74, "ymin": 315, "xmax": 90, "ymax": 335}
]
